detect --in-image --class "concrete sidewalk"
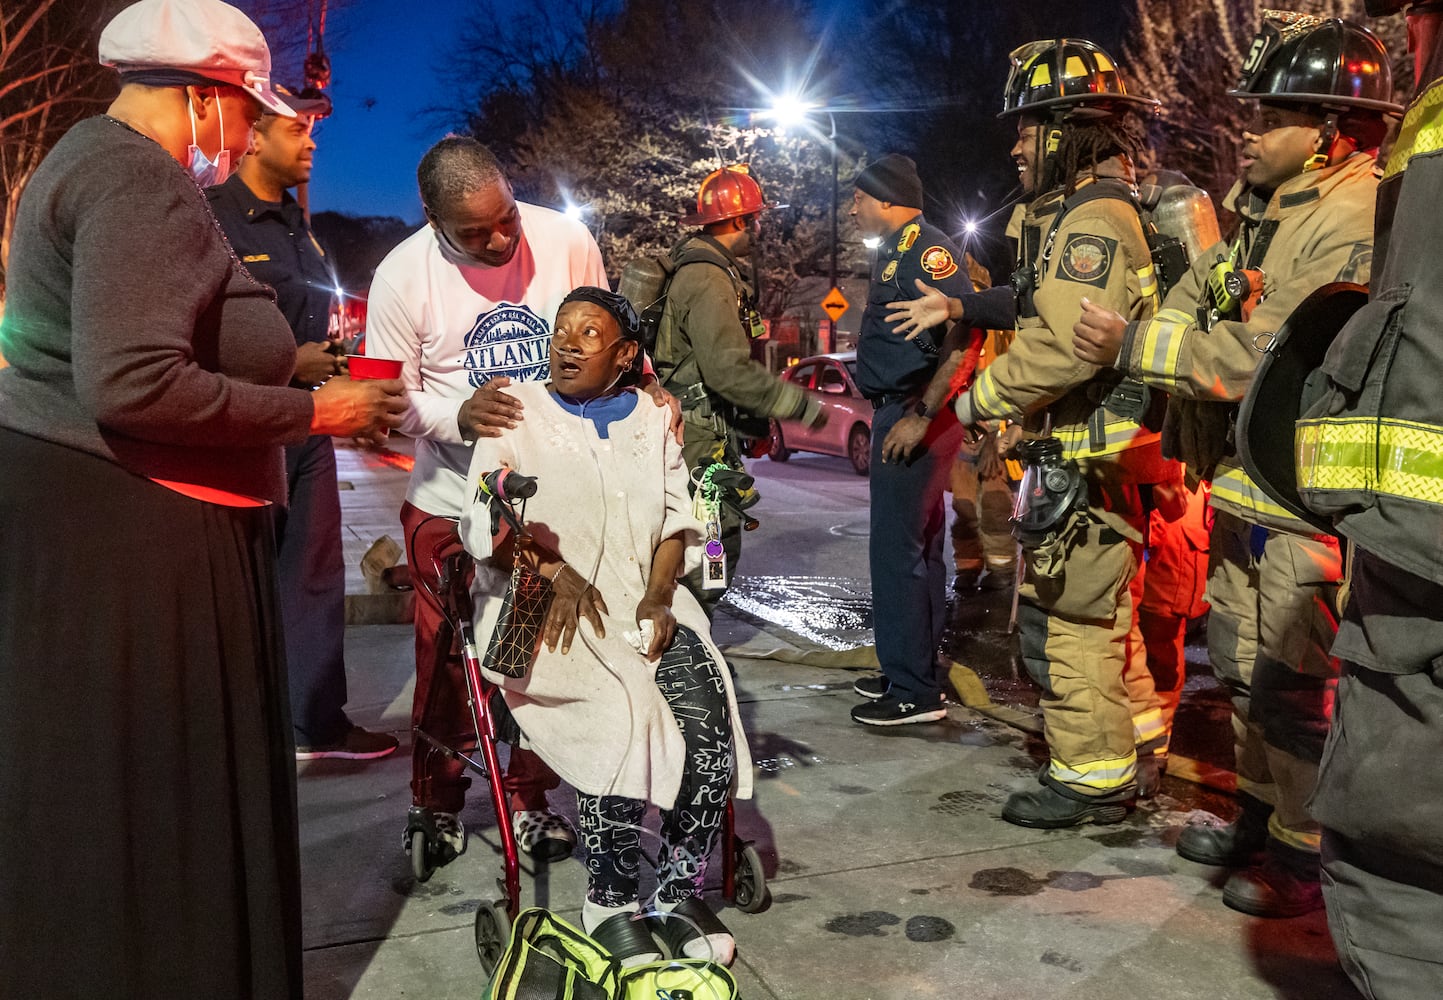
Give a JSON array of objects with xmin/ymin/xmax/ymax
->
[{"xmin": 302, "ymin": 439, "xmax": 1355, "ymax": 1000}]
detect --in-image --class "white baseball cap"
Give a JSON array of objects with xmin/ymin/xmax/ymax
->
[{"xmin": 99, "ymin": 0, "xmax": 296, "ymax": 117}]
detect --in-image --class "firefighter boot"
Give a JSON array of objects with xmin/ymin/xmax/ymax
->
[
  {"xmin": 1175, "ymin": 793, "xmax": 1271, "ymax": 866},
  {"xmin": 1002, "ymin": 777, "xmax": 1132, "ymax": 829},
  {"xmin": 1221, "ymin": 840, "xmax": 1323, "ymax": 918}
]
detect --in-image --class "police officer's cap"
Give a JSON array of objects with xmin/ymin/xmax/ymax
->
[{"xmin": 853, "ymin": 154, "xmax": 924, "ymax": 209}]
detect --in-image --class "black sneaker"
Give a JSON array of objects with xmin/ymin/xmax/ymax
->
[
  {"xmin": 296, "ymin": 725, "xmax": 399, "ymax": 761},
  {"xmin": 852, "ymin": 674, "xmax": 890, "ymax": 700},
  {"xmin": 850, "ymin": 694, "xmax": 947, "ymax": 726}
]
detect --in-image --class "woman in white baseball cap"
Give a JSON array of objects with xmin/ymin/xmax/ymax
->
[{"xmin": 0, "ymin": 3, "xmax": 404, "ymax": 997}]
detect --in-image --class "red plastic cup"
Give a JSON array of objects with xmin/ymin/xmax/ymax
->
[{"xmin": 346, "ymin": 355, "xmax": 403, "ymax": 380}]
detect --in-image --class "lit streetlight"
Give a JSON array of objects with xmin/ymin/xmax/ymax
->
[{"xmin": 760, "ymin": 97, "xmax": 841, "ymax": 294}]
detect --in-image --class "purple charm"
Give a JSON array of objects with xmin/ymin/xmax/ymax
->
[{"xmin": 705, "ymin": 539, "xmax": 725, "ymax": 559}]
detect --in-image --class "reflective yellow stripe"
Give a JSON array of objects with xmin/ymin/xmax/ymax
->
[
  {"xmin": 1053, "ymin": 419, "xmax": 1161, "ymax": 459},
  {"xmin": 1049, "ymin": 753, "xmax": 1137, "ymax": 792},
  {"xmin": 1137, "ymin": 263, "xmax": 1159, "ymax": 307},
  {"xmin": 971, "ymin": 367, "xmax": 1006, "ymax": 419},
  {"xmin": 1383, "ymin": 77, "xmax": 1443, "ymax": 181},
  {"xmin": 1135, "ymin": 307, "xmax": 1192, "ymax": 387},
  {"xmin": 1296, "ymin": 416, "xmax": 1443, "ymax": 506},
  {"xmin": 1132, "ymin": 708, "xmax": 1167, "ymax": 748},
  {"xmin": 1210, "ymin": 459, "xmax": 1309, "ymax": 525},
  {"xmin": 1268, "ymin": 813, "xmax": 1320, "ymax": 854}
]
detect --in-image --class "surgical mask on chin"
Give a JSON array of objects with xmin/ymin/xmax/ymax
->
[{"xmin": 185, "ymin": 92, "xmax": 232, "ymax": 187}]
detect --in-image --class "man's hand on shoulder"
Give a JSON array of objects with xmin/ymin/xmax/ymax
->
[
  {"xmin": 458, "ymin": 377, "xmax": 523, "ymax": 443},
  {"xmin": 640, "ymin": 378, "xmax": 684, "ymax": 445}
]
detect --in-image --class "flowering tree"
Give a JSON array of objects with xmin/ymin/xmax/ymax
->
[
  {"xmin": 443, "ymin": 0, "xmax": 857, "ymax": 318},
  {"xmin": 1124, "ymin": 0, "xmax": 1409, "ymax": 201}
]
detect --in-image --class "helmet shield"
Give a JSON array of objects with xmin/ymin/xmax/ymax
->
[
  {"xmin": 1228, "ymin": 13, "xmax": 1402, "ymax": 113},
  {"xmin": 999, "ymin": 38, "xmax": 1159, "ymax": 119}
]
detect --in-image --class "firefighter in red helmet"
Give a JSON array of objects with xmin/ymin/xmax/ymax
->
[{"xmin": 650, "ymin": 165, "xmax": 826, "ymax": 616}]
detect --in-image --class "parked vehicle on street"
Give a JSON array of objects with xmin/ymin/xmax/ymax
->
[{"xmin": 768, "ymin": 351, "xmax": 872, "ymax": 476}]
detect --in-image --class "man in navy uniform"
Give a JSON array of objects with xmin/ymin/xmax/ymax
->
[
  {"xmin": 208, "ymin": 88, "xmax": 398, "ymax": 761},
  {"xmin": 847, "ymin": 155, "xmax": 971, "ymax": 726}
]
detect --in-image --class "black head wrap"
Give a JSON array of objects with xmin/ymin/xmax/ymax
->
[{"xmin": 560, "ymin": 286, "xmax": 643, "ymax": 342}]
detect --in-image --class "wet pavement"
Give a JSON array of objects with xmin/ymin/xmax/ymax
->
[{"xmin": 306, "ymin": 441, "xmax": 1350, "ymax": 999}]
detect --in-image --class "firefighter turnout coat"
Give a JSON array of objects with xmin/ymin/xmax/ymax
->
[{"xmin": 1114, "ymin": 152, "xmax": 1378, "ymax": 534}]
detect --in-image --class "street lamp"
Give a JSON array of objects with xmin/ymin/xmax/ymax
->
[{"xmin": 762, "ymin": 97, "xmax": 840, "ymax": 293}]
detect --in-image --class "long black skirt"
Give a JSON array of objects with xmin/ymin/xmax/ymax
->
[{"xmin": 0, "ymin": 428, "xmax": 303, "ymax": 999}]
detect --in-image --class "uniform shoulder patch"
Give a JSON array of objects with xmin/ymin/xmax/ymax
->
[
  {"xmin": 1055, "ymin": 233, "xmax": 1117, "ymax": 287},
  {"xmin": 897, "ymin": 223, "xmax": 921, "ymax": 252},
  {"xmin": 919, "ymin": 245, "xmax": 958, "ymax": 280}
]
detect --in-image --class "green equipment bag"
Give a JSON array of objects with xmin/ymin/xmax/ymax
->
[{"xmin": 484, "ymin": 907, "xmax": 740, "ymax": 1000}]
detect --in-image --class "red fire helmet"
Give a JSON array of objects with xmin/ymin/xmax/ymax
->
[{"xmin": 680, "ymin": 165, "xmax": 777, "ymax": 226}]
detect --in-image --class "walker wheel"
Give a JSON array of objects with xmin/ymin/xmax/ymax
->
[
  {"xmin": 474, "ymin": 899, "xmax": 512, "ymax": 972},
  {"xmin": 410, "ymin": 829, "xmax": 433, "ymax": 883},
  {"xmin": 733, "ymin": 843, "xmax": 768, "ymax": 913}
]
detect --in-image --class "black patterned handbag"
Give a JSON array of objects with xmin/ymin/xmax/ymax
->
[{"xmin": 482, "ymin": 560, "xmax": 554, "ymax": 678}]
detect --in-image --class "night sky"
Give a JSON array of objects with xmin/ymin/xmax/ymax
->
[{"xmin": 302, "ymin": 1, "xmax": 1130, "ymax": 226}]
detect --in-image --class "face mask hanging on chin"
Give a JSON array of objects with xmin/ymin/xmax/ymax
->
[{"xmin": 185, "ymin": 90, "xmax": 233, "ymax": 187}]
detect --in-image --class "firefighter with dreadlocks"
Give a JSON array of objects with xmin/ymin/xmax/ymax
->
[
  {"xmin": 1073, "ymin": 13, "xmax": 1397, "ymax": 918},
  {"xmin": 888, "ymin": 39, "xmax": 1176, "ymax": 825}
]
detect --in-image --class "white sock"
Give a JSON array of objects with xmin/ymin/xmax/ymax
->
[
  {"xmin": 654, "ymin": 899, "xmax": 735, "ymax": 967},
  {"xmin": 582, "ymin": 900, "xmax": 660, "ymax": 968}
]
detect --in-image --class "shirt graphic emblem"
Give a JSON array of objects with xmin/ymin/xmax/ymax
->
[
  {"xmin": 462, "ymin": 303, "xmax": 551, "ymax": 387},
  {"xmin": 920, "ymin": 245, "xmax": 958, "ymax": 280},
  {"xmin": 1056, "ymin": 234, "xmax": 1116, "ymax": 287}
]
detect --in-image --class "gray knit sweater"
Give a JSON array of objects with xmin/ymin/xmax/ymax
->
[{"xmin": 0, "ymin": 116, "xmax": 313, "ymax": 504}]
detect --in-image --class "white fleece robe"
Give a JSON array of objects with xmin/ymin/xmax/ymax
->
[{"xmin": 458, "ymin": 382, "xmax": 753, "ymax": 808}]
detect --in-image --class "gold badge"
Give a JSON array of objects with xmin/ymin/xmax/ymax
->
[
  {"xmin": 881, "ymin": 260, "xmax": 898, "ymax": 281},
  {"xmin": 897, "ymin": 223, "xmax": 920, "ymax": 253},
  {"xmin": 920, "ymin": 245, "xmax": 958, "ymax": 280}
]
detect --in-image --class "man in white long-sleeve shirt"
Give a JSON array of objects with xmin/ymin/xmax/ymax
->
[{"xmin": 366, "ymin": 136, "xmax": 607, "ymax": 865}]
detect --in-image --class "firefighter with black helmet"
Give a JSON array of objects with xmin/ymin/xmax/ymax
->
[
  {"xmin": 889, "ymin": 39, "xmax": 1177, "ymax": 820},
  {"xmin": 1072, "ymin": 12, "xmax": 1398, "ymax": 918},
  {"xmin": 652, "ymin": 165, "xmax": 825, "ymax": 617},
  {"xmin": 1238, "ymin": 0, "xmax": 1443, "ymax": 990}
]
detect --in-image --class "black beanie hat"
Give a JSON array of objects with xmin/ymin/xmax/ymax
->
[
  {"xmin": 853, "ymin": 154, "xmax": 924, "ymax": 209},
  {"xmin": 560, "ymin": 286, "xmax": 643, "ymax": 342}
]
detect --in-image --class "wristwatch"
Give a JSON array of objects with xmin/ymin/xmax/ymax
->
[{"xmin": 912, "ymin": 399, "xmax": 934, "ymax": 420}]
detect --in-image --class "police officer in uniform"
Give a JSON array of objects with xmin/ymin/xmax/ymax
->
[
  {"xmin": 207, "ymin": 86, "xmax": 400, "ymax": 761},
  {"xmin": 1267, "ymin": 1, "xmax": 1443, "ymax": 990},
  {"xmin": 653, "ymin": 165, "xmax": 826, "ymax": 618},
  {"xmin": 846, "ymin": 154, "xmax": 971, "ymax": 727},
  {"xmin": 1073, "ymin": 14, "xmax": 1396, "ymax": 915},
  {"xmin": 897, "ymin": 41, "xmax": 1176, "ymax": 821}
]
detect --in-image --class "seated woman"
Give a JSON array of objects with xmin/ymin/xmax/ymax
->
[{"xmin": 459, "ymin": 287, "xmax": 752, "ymax": 967}]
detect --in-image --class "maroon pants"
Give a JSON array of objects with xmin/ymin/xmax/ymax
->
[{"xmin": 402, "ymin": 501, "xmax": 559, "ymax": 814}]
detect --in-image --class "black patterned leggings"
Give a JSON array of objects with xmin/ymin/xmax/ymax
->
[{"xmin": 576, "ymin": 625, "xmax": 735, "ymax": 907}]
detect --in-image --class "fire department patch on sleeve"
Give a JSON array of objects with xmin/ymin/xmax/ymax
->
[
  {"xmin": 1056, "ymin": 234, "xmax": 1116, "ymax": 287},
  {"xmin": 920, "ymin": 245, "xmax": 958, "ymax": 280}
]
